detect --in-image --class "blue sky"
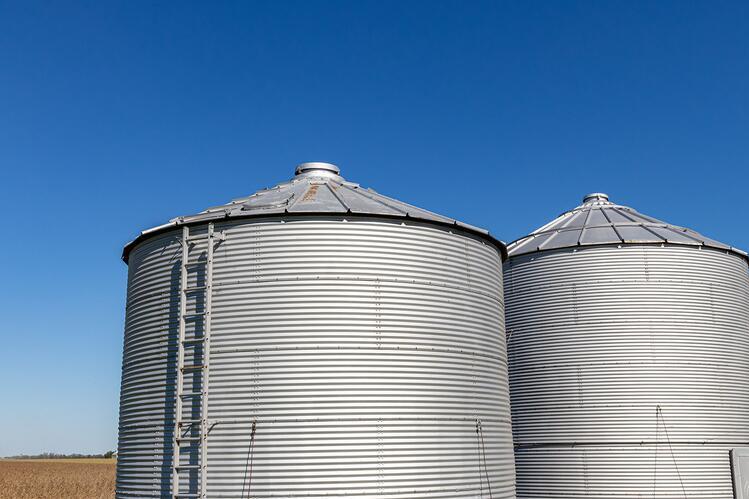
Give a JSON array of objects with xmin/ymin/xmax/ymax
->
[{"xmin": 1, "ymin": 1, "xmax": 747, "ymax": 456}]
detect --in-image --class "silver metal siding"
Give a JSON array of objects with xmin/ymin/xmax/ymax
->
[
  {"xmin": 117, "ymin": 216, "xmax": 515, "ymax": 498},
  {"xmin": 117, "ymin": 231, "xmax": 181, "ymax": 496},
  {"xmin": 504, "ymin": 244, "xmax": 749, "ymax": 498}
]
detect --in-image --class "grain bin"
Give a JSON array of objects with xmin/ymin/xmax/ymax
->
[
  {"xmin": 117, "ymin": 162, "xmax": 516, "ymax": 498},
  {"xmin": 504, "ymin": 193, "xmax": 749, "ymax": 498}
]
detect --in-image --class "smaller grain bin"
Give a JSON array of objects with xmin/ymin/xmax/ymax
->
[
  {"xmin": 504, "ymin": 193, "xmax": 749, "ymax": 498},
  {"xmin": 117, "ymin": 162, "xmax": 516, "ymax": 498}
]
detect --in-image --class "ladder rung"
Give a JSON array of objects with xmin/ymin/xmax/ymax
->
[
  {"xmin": 175, "ymin": 464, "xmax": 201, "ymax": 470},
  {"xmin": 177, "ymin": 436, "xmax": 202, "ymax": 443},
  {"xmin": 181, "ymin": 337, "xmax": 205, "ymax": 345},
  {"xmin": 183, "ymin": 286, "xmax": 207, "ymax": 293},
  {"xmin": 185, "ymin": 231, "xmax": 224, "ymax": 243},
  {"xmin": 181, "ymin": 312, "xmax": 207, "ymax": 321},
  {"xmin": 181, "ymin": 364, "xmax": 206, "ymax": 372},
  {"xmin": 179, "ymin": 391, "xmax": 204, "ymax": 398},
  {"xmin": 178, "ymin": 419, "xmax": 201, "ymax": 426},
  {"xmin": 175, "ymin": 494, "xmax": 201, "ymax": 498}
]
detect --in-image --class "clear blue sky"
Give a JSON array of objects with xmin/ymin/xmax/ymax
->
[{"xmin": 1, "ymin": 1, "xmax": 747, "ymax": 456}]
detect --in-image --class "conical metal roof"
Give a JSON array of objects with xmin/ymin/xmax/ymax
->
[
  {"xmin": 507, "ymin": 192, "xmax": 747, "ymax": 261},
  {"xmin": 123, "ymin": 162, "xmax": 505, "ymax": 262}
]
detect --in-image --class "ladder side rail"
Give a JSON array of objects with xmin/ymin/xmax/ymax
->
[
  {"xmin": 173, "ymin": 225, "xmax": 190, "ymax": 497},
  {"xmin": 200, "ymin": 223, "xmax": 215, "ymax": 498}
]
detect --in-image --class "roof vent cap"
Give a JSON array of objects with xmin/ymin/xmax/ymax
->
[
  {"xmin": 295, "ymin": 162, "xmax": 341, "ymax": 177},
  {"xmin": 583, "ymin": 192, "xmax": 609, "ymax": 203}
]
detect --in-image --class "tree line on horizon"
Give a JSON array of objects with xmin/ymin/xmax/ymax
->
[{"xmin": 4, "ymin": 451, "xmax": 116, "ymax": 459}]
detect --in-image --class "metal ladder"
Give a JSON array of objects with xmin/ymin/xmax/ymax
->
[{"xmin": 173, "ymin": 223, "xmax": 220, "ymax": 498}]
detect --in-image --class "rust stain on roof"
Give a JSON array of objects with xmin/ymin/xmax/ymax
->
[{"xmin": 301, "ymin": 185, "xmax": 319, "ymax": 202}]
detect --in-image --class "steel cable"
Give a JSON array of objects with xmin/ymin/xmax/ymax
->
[
  {"xmin": 476, "ymin": 420, "xmax": 483, "ymax": 497},
  {"xmin": 653, "ymin": 405, "xmax": 659, "ymax": 497},
  {"xmin": 657, "ymin": 406, "xmax": 688, "ymax": 498},
  {"xmin": 476, "ymin": 420, "xmax": 493, "ymax": 499},
  {"xmin": 240, "ymin": 420, "xmax": 257, "ymax": 499}
]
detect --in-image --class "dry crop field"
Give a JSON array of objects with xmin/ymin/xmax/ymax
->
[{"xmin": 0, "ymin": 458, "xmax": 115, "ymax": 499}]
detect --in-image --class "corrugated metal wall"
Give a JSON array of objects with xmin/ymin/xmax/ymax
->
[
  {"xmin": 117, "ymin": 216, "xmax": 516, "ymax": 498},
  {"xmin": 504, "ymin": 244, "xmax": 749, "ymax": 498}
]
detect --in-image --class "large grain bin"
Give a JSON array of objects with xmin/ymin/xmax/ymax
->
[
  {"xmin": 504, "ymin": 193, "xmax": 749, "ymax": 498},
  {"xmin": 117, "ymin": 162, "xmax": 516, "ymax": 498}
]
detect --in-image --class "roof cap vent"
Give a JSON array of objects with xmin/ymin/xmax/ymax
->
[
  {"xmin": 295, "ymin": 162, "xmax": 340, "ymax": 177},
  {"xmin": 583, "ymin": 192, "xmax": 609, "ymax": 203}
]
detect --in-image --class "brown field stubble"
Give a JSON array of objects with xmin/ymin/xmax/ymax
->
[{"xmin": 0, "ymin": 459, "xmax": 115, "ymax": 499}]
